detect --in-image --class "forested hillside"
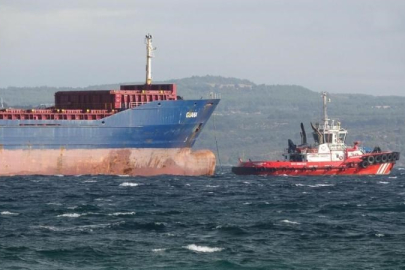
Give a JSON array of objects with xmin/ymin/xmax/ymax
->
[{"xmin": 1, "ymin": 76, "xmax": 404, "ymax": 166}]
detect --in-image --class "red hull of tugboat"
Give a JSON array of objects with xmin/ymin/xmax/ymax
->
[{"xmin": 232, "ymin": 160, "xmax": 396, "ymax": 176}]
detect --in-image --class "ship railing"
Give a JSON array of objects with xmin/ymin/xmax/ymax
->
[
  {"xmin": 0, "ymin": 109, "xmax": 116, "ymax": 121},
  {"xmin": 129, "ymin": 102, "xmax": 148, "ymax": 108},
  {"xmin": 328, "ymin": 144, "xmax": 346, "ymax": 151}
]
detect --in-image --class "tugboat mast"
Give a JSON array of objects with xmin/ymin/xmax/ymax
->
[
  {"xmin": 322, "ymin": 92, "xmax": 329, "ymax": 130},
  {"xmin": 145, "ymin": 34, "xmax": 155, "ymax": 85}
]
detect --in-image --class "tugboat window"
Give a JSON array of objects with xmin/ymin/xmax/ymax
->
[
  {"xmin": 338, "ymin": 133, "xmax": 346, "ymax": 143},
  {"xmin": 324, "ymin": 134, "xmax": 333, "ymax": 143}
]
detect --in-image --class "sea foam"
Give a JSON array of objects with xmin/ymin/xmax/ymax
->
[
  {"xmin": 152, "ymin": 248, "xmax": 166, "ymax": 252},
  {"xmin": 108, "ymin": 212, "xmax": 136, "ymax": 216},
  {"xmin": 307, "ymin": 184, "xmax": 334, "ymax": 188},
  {"xmin": 185, "ymin": 244, "xmax": 223, "ymax": 253},
  {"xmin": 57, "ymin": 213, "xmax": 81, "ymax": 218},
  {"xmin": 119, "ymin": 182, "xmax": 139, "ymax": 187},
  {"xmin": 36, "ymin": 222, "xmax": 123, "ymax": 232},
  {"xmin": 1, "ymin": 211, "xmax": 19, "ymax": 216},
  {"xmin": 46, "ymin": 202, "xmax": 62, "ymax": 206},
  {"xmin": 281, "ymin": 219, "xmax": 300, "ymax": 225}
]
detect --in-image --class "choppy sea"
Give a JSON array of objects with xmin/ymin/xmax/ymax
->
[{"xmin": 1, "ymin": 168, "xmax": 405, "ymax": 270}]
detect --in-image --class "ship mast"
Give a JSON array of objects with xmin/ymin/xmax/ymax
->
[
  {"xmin": 322, "ymin": 91, "xmax": 329, "ymax": 130},
  {"xmin": 145, "ymin": 34, "xmax": 155, "ymax": 85}
]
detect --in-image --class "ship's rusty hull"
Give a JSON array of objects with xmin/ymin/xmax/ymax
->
[{"xmin": 0, "ymin": 148, "xmax": 216, "ymax": 176}]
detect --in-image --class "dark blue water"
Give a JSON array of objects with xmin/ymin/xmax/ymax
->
[{"xmin": 1, "ymin": 169, "xmax": 405, "ymax": 270}]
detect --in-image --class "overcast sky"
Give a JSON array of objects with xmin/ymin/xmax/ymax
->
[{"xmin": 0, "ymin": 0, "xmax": 404, "ymax": 96}]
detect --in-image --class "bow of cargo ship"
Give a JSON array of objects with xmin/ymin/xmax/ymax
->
[{"xmin": 0, "ymin": 34, "xmax": 220, "ymax": 176}]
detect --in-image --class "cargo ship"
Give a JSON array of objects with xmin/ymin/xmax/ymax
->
[
  {"xmin": 0, "ymin": 34, "xmax": 220, "ymax": 176},
  {"xmin": 232, "ymin": 92, "xmax": 399, "ymax": 176}
]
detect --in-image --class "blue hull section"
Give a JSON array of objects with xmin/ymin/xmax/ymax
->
[{"xmin": 0, "ymin": 99, "xmax": 219, "ymax": 150}]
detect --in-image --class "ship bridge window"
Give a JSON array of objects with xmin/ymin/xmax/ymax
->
[
  {"xmin": 338, "ymin": 133, "xmax": 346, "ymax": 143},
  {"xmin": 324, "ymin": 133, "xmax": 333, "ymax": 143}
]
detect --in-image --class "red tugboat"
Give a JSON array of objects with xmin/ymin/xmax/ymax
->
[{"xmin": 232, "ymin": 92, "xmax": 400, "ymax": 176}]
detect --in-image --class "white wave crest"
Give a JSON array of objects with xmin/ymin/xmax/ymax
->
[
  {"xmin": 119, "ymin": 182, "xmax": 139, "ymax": 187},
  {"xmin": 108, "ymin": 212, "xmax": 136, "ymax": 216},
  {"xmin": 1, "ymin": 211, "xmax": 19, "ymax": 216},
  {"xmin": 375, "ymin": 233, "xmax": 385, "ymax": 237},
  {"xmin": 308, "ymin": 184, "xmax": 334, "ymax": 188},
  {"xmin": 46, "ymin": 202, "xmax": 62, "ymax": 205},
  {"xmin": 95, "ymin": 198, "xmax": 113, "ymax": 201},
  {"xmin": 281, "ymin": 219, "xmax": 300, "ymax": 225},
  {"xmin": 152, "ymin": 248, "xmax": 166, "ymax": 252},
  {"xmin": 185, "ymin": 244, "xmax": 223, "ymax": 253},
  {"xmin": 37, "ymin": 225, "xmax": 63, "ymax": 231},
  {"xmin": 378, "ymin": 181, "xmax": 389, "ymax": 184},
  {"xmin": 57, "ymin": 213, "xmax": 81, "ymax": 218},
  {"xmin": 154, "ymin": 222, "xmax": 165, "ymax": 226},
  {"xmin": 36, "ymin": 221, "xmax": 124, "ymax": 232},
  {"xmin": 206, "ymin": 185, "xmax": 219, "ymax": 188}
]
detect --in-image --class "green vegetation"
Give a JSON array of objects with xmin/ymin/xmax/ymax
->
[{"xmin": 1, "ymin": 76, "xmax": 404, "ymax": 166}]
